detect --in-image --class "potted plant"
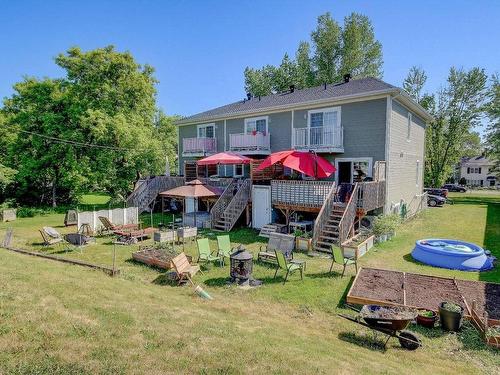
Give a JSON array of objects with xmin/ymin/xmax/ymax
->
[
  {"xmin": 294, "ymin": 229, "xmax": 312, "ymax": 252},
  {"xmin": 341, "ymin": 231, "xmax": 375, "ymax": 259},
  {"xmin": 416, "ymin": 309, "xmax": 438, "ymax": 328},
  {"xmin": 439, "ymin": 301, "xmax": 464, "ymax": 331},
  {"xmin": 373, "ymin": 214, "xmax": 400, "ymax": 243}
]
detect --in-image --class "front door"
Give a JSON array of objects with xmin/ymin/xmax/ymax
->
[
  {"xmin": 252, "ymin": 185, "xmax": 271, "ymax": 229},
  {"xmin": 338, "ymin": 162, "xmax": 352, "ymax": 184}
]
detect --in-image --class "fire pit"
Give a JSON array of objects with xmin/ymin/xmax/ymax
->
[{"xmin": 229, "ymin": 246, "xmax": 262, "ymax": 287}]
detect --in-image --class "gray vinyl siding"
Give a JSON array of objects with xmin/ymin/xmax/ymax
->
[
  {"xmin": 386, "ymin": 99, "xmax": 426, "ymax": 214},
  {"xmin": 268, "ymin": 111, "xmax": 292, "ymax": 151}
]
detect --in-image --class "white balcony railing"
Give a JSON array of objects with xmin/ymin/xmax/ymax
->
[
  {"xmin": 229, "ymin": 133, "xmax": 270, "ymax": 152},
  {"xmin": 183, "ymin": 137, "xmax": 216, "ymax": 154},
  {"xmin": 293, "ymin": 125, "xmax": 343, "ymax": 151}
]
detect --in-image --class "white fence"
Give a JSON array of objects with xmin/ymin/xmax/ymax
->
[
  {"xmin": 77, "ymin": 207, "xmax": 139, "ymax": 231},
  {"xmin": 229, "ymin": 133, "xmax": 271, "ymax": 151}
]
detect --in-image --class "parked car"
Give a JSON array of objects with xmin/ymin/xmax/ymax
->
[
  {"xmin": 427, "ymin": 194, "xmax": 446, "ymax": 207},
  {"xmin": 441, "ymin": 184, "xmax": 467, "ymax": 193},
  {"xmin": 424, "ymin": 188, "xmax": 448, "ymax": 198}
]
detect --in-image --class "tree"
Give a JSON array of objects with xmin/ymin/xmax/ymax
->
[
  {"xmin": 311, "ymin": 12, "xmax": 342, "ymax": 84},
  {"xmin": 403, "ymin": 66, "xmax": 428, "ymax": 103},
  {"xmin": 485, "ymin": 74, "xmax": 500, "ymax": 176},
  {"xmin": 155, "ymin": 111, "xmax": 179, "ymax": 175},
  {"xmin": 340, "ymin": 12, "xmax": 383, "ymax": 79},
  {"xmin": 243, "ymin": 12, "xmax": 383, "ymax": 96},
  {"xmin": 3, "ymin": 46, "xmax": 166, "ymax": 206},
  {"xmin": 424, "ymin": 67, "xmax": 488, "ymax": 186},
  {"xmin": 295, "ymin": 41, "xmax": 315, "ymax": 89}
]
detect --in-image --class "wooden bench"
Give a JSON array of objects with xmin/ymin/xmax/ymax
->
[
  {"xmin": 257, "ymin": 232, "xmax": 295, "ymax": 264},
  {"xmin": 171, "ymin": 252, "xmax": 200, "ymax": 285}
]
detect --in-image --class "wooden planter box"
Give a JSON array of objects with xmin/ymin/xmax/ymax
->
[
  {"xmin": 132, "ymin": 248, "xmax": 192, "ymax": 270},
  {"xmin": 0, "ymin": 209, "xmax": 16, "ymax": 222},
  {"xmin": 177, "ymin": 226, "xmax": 197, "ymax": 240},
  {"xmin": 341, "ymin": 234, "xmax": 374, "ymax": 259},
  {"xmin": 470, "ymin": 305, "xmax": 500, "ymax": 349},
  {"xmin": 295, "ymin": 237, "xmax": 312, "ymax": 252},
  {"xmin": 154, "ymin": 230, "xmax": 177, "ymax": 243}
]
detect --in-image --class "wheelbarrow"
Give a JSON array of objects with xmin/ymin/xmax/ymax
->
[{"xmin": 338, "ymin": 304, "xmax": 421, "ymax": 350}]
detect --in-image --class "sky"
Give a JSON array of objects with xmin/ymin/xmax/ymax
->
[{"xmin": 1, "ymin": 0, "xmax": 499, "ymax": 122}]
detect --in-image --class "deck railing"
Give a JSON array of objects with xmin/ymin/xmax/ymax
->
[
  {"xmin": 126, "ymin": 176, "xmax": 186, "ymax": 213},
  {"xmin": 357, "ymin": 181, "xmax": 386, "ymax": 212},
  {"xmin": 312, "ymin": 182, "xmax": 338, "ymax": 248},
  {"xmin": 210, "ymin": 180, "xmax": 238, "ymax": 228},
  {"xmin": 271, "ymin": 180, "xmax": 335, "ymax": 207},
  {"xmin": 293, "ymin": 125, "xmax": 343, "ymax": 150},
  {"xmin": 183, "ymin": 137, "xmax": 216, "ymax": 154},
  {"xmin": 230, "ymin": 133, "xmax": 270, "ymax": 152},
  {"xmin": 338, "ymin": 183, "xmax": 360, "ymax": 244}
]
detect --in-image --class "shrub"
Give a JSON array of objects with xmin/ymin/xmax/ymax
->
[
  {"xmin": 372, "ymin": 214, "xmax": 401, "ymax": 236},
  {"xmin": 441, "ymin": 302, "xmax": 462, "ymax": 313}
]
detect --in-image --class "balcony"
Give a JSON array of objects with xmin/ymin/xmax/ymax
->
[
  {"xmin": 293, "ymin": 125, "xmax": 343, "ymax": 153},
  {"xmin": 182, "ymin": 137, "xmax": 216, "ymax": 156},
  {"xmin": 229, "ymin": 132, "xmax": 271, "ymax": 154}
]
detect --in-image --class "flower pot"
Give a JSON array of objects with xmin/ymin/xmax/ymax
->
[
  {"xmin": 416, "ymin": 310, "xmax": 438, "ymax": 328},
  {"xmin": 295, "ymin": 237, "xmax": 312, "ymax": 252},
  {"xmin": 439, "ymin": 302, "xmax": 464, "ymax": 331}
]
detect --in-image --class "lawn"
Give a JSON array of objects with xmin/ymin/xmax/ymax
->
[{"xmin": 0, "ymin": 191, "xmax": 499, "ymax": 374}]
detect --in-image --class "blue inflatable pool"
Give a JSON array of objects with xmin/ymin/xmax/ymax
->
[{"xmin": 411, "ymin": 239, "xmax": 494, "ymax": 271}]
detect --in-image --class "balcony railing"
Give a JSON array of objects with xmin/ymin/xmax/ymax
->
[
  {"xmin": 293, "ymin": 125, "xmax": 343, "ymax": 151},
  {"xmin": 229, "ymin": 133, "xmax": 271, "ymax": 153},
  {"xmin": 271, "ymin": 180, "xmax": 335, "ymax": 208},
  {"xmin": 183, "ymin": 137, "xmax": 216, "ymax": 155}
]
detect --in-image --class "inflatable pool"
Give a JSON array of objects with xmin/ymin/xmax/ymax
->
[{"xmin": 411, "ymin": 239, "xmax": 494, "ymax": 271}]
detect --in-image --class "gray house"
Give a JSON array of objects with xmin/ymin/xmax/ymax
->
[{"xmin": 173, "ymin": 77, "xmax": 432, "ymax": 251}]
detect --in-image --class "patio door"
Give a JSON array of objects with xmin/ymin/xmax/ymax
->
[
  {"xmin": 338, "ymin": 162, "xmax": 352, "ymax": 184},
  {"xmin": 252, "ymin": 185, "xmax": 271, "ymax": 229}
]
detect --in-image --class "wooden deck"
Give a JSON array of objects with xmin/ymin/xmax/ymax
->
[{"xmin": 271, "ymin": 180, "xmax": 334, "ymax": 208}]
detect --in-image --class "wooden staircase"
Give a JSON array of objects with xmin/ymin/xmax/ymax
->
[
  {"xmin": 212, "ymin": 179, "xmax": 251, "ymax": 232},
  {"xmin": 126, "ymin": 176, "xmax": 185, "ymax": 213},
  {"xmin": 312, "ymin": 183, "xmax": 360, "ymax": 253}
]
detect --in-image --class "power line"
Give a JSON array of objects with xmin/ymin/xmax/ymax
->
[{"xmin": 18, "ymin": 129, "xmax": 139, "ymax": 151}]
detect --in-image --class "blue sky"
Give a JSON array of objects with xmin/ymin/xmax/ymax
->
[{"xmin": 1, "ymin": 0, "xmax": 499, "ymax": 120}]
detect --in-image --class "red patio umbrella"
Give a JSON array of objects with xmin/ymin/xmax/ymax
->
[
  {"xmin": 197, "ymin": 151, "xmax": 253, "ymax": 166},
  {"xmin": 256, "ymin": 150, "xmax": 336, "ymax": 179}
]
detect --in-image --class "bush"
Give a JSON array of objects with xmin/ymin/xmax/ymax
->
[{"xmin": 372, "ymin": 214, "xmax": 401, "ymax": 236}]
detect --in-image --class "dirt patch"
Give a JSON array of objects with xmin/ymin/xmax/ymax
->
[
  {"xmin": 456, "ymin": 279, "xmax": 500, "ymax": 321},
  {"xmin": 405, "ymin": 273, "xmax": 465, "ymax": 311},
  {"xmin": 349, "ymin": 268, "xmax": 404, "ymax": 304}
]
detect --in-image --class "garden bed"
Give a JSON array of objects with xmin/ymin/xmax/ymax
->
[
  {"xmin": 132, "ymin": 246, "xmax": 191, "ymax": 270},
  {"xmin": 347, "ymin": 268, "xmax": 500, "ymax": 324},
  {"xmin": 341, "ymin": 233, "xmax": 374, "ymax": 259}
]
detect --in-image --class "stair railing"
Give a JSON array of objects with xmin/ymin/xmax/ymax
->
[
  {"xmin": 338, "ymin": 183, "xmax": 360, "ymax": 245},
  {"xmin": 210, "ymin": 179, "xmax": 237, "ymax": 228},
  {"xmin": 312, "ymin": 182, "xmax": 337, "ymax": 249},
  {"xmin": 222, "ymin": 179, "xmax": 251, "ymax": 231}
]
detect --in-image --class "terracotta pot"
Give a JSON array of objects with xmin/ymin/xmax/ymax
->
[{"xmin": 416, "ymin": 310, "xmax": 438, "ymax": 328}]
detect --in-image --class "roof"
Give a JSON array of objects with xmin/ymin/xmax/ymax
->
[
  {"xmin": 176, "ymin": 77, "xmax": 433, "ymax": 125},
  {"xmin": 460, "ymin": 155, "xmax": 494, "ymax": 166}
]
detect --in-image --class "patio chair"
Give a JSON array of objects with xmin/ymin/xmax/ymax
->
[
  {"xmin": 330, "ymin": 246, "xmax": 357, "ymax": 277},
  {"xmin": 63, "ymin": 233, "xmax": 92, "ymax": 253},
  {"xmin": 196, "ymin": 238, "xmax": 222, "ymax": 266},
  {"xmin": 216, "ymin": 235, "xmax": 234, "ymax": 266},
  {"xmin": 257, "ymin": 232, "xmax": 294, "ymax": 263},
  {"xmin": 171, "ymin": 252, "xmax": 200, "ymax": 286},
  {"xmin": 274, "ymin": 250, "xmax": 304, "ymax": 284},
  {"xmin": 98, "ymin": 216, "xmax": 139, "ymax": 234},
  {"xmin": 39, "ymin": 227, "xmax": 63, "ymax": 247}
]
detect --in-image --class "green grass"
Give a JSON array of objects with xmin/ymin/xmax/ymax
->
[
  {"xmin": 78, "ymin": 193, "xmax": 111, "ymax": 206},
  {"xmin": 0, "ymin": 191, "xmax": 499, "ymax": 374}
]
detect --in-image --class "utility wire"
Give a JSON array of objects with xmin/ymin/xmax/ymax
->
[{"xmin": 18, "ymin": 129, "xmax": 140, "ymax": 151}]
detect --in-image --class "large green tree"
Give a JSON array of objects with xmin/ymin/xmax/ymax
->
[
  {"xmin": 244, "ymin": 12, "xmax": 383, "ymax": 96},
  {"xmin": 3, "ymin": 46, "xmax": 167, "ymax": 206},
  {"xmin": 485, "ymin": 74, "xmax": 500, "ymax": 176}
]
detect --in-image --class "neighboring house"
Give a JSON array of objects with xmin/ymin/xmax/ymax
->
[
  {"xmin": 176, "ymin": 76, "xmax": 433, "ymax": 216},
  {"xmin": 458, "ymin": 156, "xmax": 498, "ymax": 187}
]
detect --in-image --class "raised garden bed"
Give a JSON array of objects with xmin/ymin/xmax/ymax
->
[
  {"xmin": 347, "ymin": 267, "xmax": 500, "ymax": 325},
  {"xmin": 341, "ymin": 233, "xmax": 374, "ymax": 259},
  {"xmin": 470, "ymin": 303, "xmax": 500, "ymax": 349},
  {"xmin": 132, "ymin": 246, "xmax": 192, "ymax": 270}
]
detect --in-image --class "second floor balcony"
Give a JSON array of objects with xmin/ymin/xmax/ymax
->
[
  {"xmin": 182, "ymin": 137, "xmax": 217, "ymax": 156},
  {"xmin": 292, "ymin": 125, "xmax": 344, "ymax": 153},
  {"xmin": 229, "ymin": 132, "xmax": 271, "ymax": 154}
]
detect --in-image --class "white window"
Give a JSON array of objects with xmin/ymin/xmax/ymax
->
[
  {"xmin": 407, "ymin": 113, "xmax": 412, "ymax": 140},
  {"xmin": 245, "ymin": 116, "xmax": 268, "ymax": 135},
  {"xmin": 197, "ymin": 123, "xmax": 215, "ymax": 138},
  {"xmin": 233, "ymin": 164, "xmax": 244, "ymax": 177},
  {"xmin": 308, "ymin": 107, "xmax": 341, "ymax": 129}
]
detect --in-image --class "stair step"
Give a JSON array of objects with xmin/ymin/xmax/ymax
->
[
  {"xmin": 316, "ymin": 240, "xmax": 338, "ymax": 247},
  {"xmin": 319, "ymin": 235, "xmax": 339, "ymax": 241},
  {"xmin": 322, "ymin": 228, "xmax": 339, "ymax": 234}
]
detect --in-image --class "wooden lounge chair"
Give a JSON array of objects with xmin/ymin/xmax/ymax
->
[
  {"xmin": 274, "ymin": 250, "xmax": 304, "ymax": 284},
  {"xmin": 98, "ymin": 216, "xmax": 139, "ymax": 234},
  {"xmin": 171, "ymin": 252, "xmax": 200, "ymax": 285},
  {"xmin": 40, "ymin": 227, "xmax": 63, "ymax": 247},
  {"xmin": 196, "ymin": 238, "xmax": 222, "ymax": 266},
  {"xmin": 330, "ymin": 246, "xmax": 357, "ymax": 277},
  {"xmin": 216, "ymin": 235, "xmax": 235, "ymax": 266},
  {"xmin": 114, "ymin": 227, "xmax": 155, "ymax": 245},
  {"xmin": 257, "ymin": 232, "xmax": 295, "ymax": 263}
]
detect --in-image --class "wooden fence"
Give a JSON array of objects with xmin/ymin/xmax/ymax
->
[{"xmin": 271, "ymin": 180, "xmax": 334, "ymax": 208}]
